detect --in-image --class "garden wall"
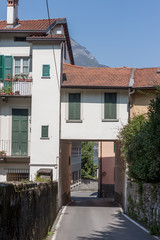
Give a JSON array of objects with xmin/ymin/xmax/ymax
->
[
  {"xmin": 0, "ymin": 182, "xmax": 58, "ymax": 240},
  {"xmin": 127, "ymin": 181, "xmax": 160, "ymax": 235}
]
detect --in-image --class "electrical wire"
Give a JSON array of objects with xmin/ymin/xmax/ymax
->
[{"xmin": 45, "ymin": 0, "xmax": 60, "ymax": 90}]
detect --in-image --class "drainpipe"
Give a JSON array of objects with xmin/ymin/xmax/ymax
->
[
  {"xmin": 124, "ymin": 70, "xmax": 135, "ymax": 212},
  {"xmin": 99, "ymin": 141, "xmax": 102, "ymax": 198}
]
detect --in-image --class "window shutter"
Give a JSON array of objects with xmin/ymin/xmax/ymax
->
[
  {"xmin": 0, "ymin": 55, "xmax": 4, "ymax": 81},
  {"xmin": 42, "ymin": 65, "xmax": 50, "ymax": 77},
  {"xmin": 104, "ymin": 93, "xmax": 117, "ymax": 119},
  {"xmin": 41, "ymin": 126, "xmax": 49, "ymax": 138},
  {"xmin": 69, "ymin": 93, "xmax": 81, "ymax": 120},
  {"xmin": 4, "ymin": 56, "xmax": 13, "ymax": 78}
]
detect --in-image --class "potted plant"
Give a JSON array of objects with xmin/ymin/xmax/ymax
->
[{"xmin": 0, "ymin": 150, "xmax": 6, "ymax": 157}]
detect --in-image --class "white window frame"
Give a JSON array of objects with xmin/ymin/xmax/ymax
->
[{"xmin": 14, "ymin": 57, "xmax": 30, "ymax": 76}]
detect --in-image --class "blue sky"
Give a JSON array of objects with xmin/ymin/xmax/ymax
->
[{"xmin": 0, "ymin": 0, "xmax": 160, "ymax": 68}]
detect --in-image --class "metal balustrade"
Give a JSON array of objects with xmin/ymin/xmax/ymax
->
[
  {"xmin": 0, "ymin": 140, "xmax": 31, "ymax": 157},
  {"xmin": 0, "ymin": 80, "xmax": 32, "ymax": 96}
]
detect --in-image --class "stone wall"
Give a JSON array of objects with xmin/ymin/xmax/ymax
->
[
  {"xmin": 127, "ymin": 181, "xmax": 160, "ymax": 235},
  {"xmin": 72, "ymin": 178, "xmax": 98, "ymax": 191},
  {"xmin": 0, "ymin": 182, "xmax": 58, "ymax": 240}
]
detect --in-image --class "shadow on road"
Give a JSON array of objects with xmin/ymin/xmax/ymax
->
[
  {"xmin": 70, "ymin": 191, "xmax": 118, "ymax": 208},
  {"xmin": 77, "ymin": 213, "xmax": 155, "ymax": 240}
]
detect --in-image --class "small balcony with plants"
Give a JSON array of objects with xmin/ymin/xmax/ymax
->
[
  {"xmin": 0, "ymin": 73, "xmax": 32, "ymax": 97},
  {"xmin": 0, "ymin": 139, "xmax": 31, "ymax": 163}
]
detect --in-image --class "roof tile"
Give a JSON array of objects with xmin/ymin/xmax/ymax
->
[
  {"xmin": 62, "ymin": 63, "xmax": 132, "ymax": 88},
  {"xmin": 0, "ymin": 18, "xmax": 65, "ymax": 31}
]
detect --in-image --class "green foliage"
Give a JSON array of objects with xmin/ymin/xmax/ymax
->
[
  {"xmin": 119, "ymin": 96, "xmax": 160, "ymax": 183},
  {"xmin": 81, "ymin": 141, "xmax": 97, "ymax": 178}
]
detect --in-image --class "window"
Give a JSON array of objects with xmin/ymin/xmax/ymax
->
[
  {"xmin": 0, "ymin": 55, "xmax": 12, "ymax": 81},
  {"xmin": 41, "ymin": 125, "xmax": 49, "ymax": 138},
  {"xmin": 14, "ymin": 37, "xmax": 26, "ymax": 42},
  {"xmin": 42, "ymin": 65, "xmax": 50, "ymax": 77},
  {"xmin": 104, "ymin": 93, "xmax": 117, "ymax": 119},
  {"xmin": 14, "ymin": 57, "xmax": 29, "ymax": 75},
  {"xmin": 69, "ymin": 93, "xmax": 81, "ymax": 120}
]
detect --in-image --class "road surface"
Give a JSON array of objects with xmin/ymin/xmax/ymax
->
[{"xmin": 52, "ymin": 191, "xmax": 156, "ymax": 240}]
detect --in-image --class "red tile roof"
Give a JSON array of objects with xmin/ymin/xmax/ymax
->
[
  {"xmin": 62, "ymin": 63, "xmax": 132, "ymax": 88},
  {"xmin": 0, "ymin": 18, "xmax": 65, "ymax": 31},
  {"xmin": 133, "ymin": 68, "xmax": 160, "ymax": 88}
]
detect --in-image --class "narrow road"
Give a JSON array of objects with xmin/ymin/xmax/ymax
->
[{"xmin": 53, "ymin": 191, "xmax": 155, "ymax": 240}]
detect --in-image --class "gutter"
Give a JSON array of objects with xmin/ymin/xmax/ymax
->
[
  {"xmin": 61, "ymin": 85, "xmax": 129, "ymax": 90},
  {"xmin": 27, "ymin": 37, "xmax": 65, "ymax": 42}
]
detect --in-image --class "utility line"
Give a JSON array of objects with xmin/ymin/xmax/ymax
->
[{"xmin": 45, "ymin": 0, "xmax": 60, "ymax": 90}]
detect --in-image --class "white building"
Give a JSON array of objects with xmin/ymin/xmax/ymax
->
[{"xmin": 0, "ymin": 0, "xmax": 130, "ymax": 205}]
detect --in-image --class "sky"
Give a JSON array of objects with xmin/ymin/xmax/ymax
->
[{"xmin": 0, "ymin": 0, "xmax": 160, "ymax": 68}]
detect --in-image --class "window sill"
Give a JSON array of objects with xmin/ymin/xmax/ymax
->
[
  {"xmin": 66, "ymin": 120, "xmax": 83, "ymax": 123},
  {"xmin": 41, "ymin": 76, "xmax": 51, "ymax": 79},
  {"xmin": 102, "ymin": 119, "xmax": 119, "ymax": 122},
  {"xmin": 40, "ymin": 137, "xmax": 50, "ymax": 140}
]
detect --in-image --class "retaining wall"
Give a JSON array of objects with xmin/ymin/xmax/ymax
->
[
  {"xmin": 127, "ymin": 181, "xmax": 160, "ymax": 235},
  {"xmin": 0, "ymin": 182, "xmax": 58, "ymax": 240}
]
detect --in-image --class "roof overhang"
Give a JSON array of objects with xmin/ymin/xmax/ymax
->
[{"xmin": 61, "ymin": 85, "xmax": 129, "ymax": 90}]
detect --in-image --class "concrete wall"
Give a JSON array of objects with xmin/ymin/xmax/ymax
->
[
  {"xmin": 61, "ymin": 89, "xmax": 129, "ymax": 140},
  {"xmin": 127, "ymin": 181, "xmax": 160, "ymax": 235},
  {"xmin": 0, "ymin": 182, "xmax": 58, "ymax": 240}
]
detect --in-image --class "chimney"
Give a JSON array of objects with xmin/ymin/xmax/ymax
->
[{"xmin": 7, "ymin": 0, "xmax": 19, "ymax": 28}]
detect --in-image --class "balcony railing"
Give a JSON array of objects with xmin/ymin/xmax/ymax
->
[
  {"xmin": 0, "ymin": 140, "xmax": 31, "ymax": 157},
  {"xmin": 0, "ymin": 78, "xmax": 32, "ymax": 96}
]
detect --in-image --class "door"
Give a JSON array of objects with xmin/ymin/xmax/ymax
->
[{"xmin": 12, "ymin": 109, "xmax": 28, "ymax": 156}]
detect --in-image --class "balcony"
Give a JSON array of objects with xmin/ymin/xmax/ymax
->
[
  {"xmin": 0, "ymin": 78, "xmax": 32, "ymax": 97},
  {"xmin": 0, "ymin": 140, "xmax": 31, "ymax": 162}
]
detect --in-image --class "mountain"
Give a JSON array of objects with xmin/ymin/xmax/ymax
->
[{"xmin": 71, "ymin": 38, "xmax": 107, "ymax": 68}]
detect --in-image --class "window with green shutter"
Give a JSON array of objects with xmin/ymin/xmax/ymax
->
[
  {"xmin": 4, "ymin": 56, "xmax": 13, "ymax": 78},
  {"xmin": 104, "ymin": 93, "xmax": 117, "ymax": 119},
  {"xmin": 42, "ymin": 65, "xmax": 50, "ymax": 77},
  {"xmin": 41, "ymin": 125, "xmax": 49, "ymax": 138},
  {"xmin": 0, "ymin": 55, "xmax": 4, "ymax": 81},
  {"xmin": 69, "ymin": 93, "xmax": 81, "ymax": 120}
]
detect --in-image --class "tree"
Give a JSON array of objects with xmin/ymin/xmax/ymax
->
[
  {"xmin": 81, "ymin": 141, "xmax": 97, "ymax": 178},
  {"xmin": 119, "ymin": 96, "xmax": 160, "ymax": 183}
]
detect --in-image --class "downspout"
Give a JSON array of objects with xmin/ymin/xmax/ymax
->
[
  {"xmin": 99, "ymin": 141, "xmax": 102, "ymax": 198},
  {"xmin": 124, "ymin": 69, "xmax": 135, "ymax": 212},
  {"xmin": 57, "ymin": 42, "xmax": 63, "ymax": 210}
]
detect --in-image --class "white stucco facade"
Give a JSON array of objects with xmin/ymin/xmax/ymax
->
[
  {"xmin": 61, "ymin": 89, "xmax": 129, "ymax": 140},
  {"xmin": 30, "ymin": 43, "xmax": 62, "ymax": 181}
]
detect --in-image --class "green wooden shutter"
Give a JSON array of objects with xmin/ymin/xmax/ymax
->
[
  {"xmin": 104, "ymin": 93, "xmax": 117, "ymax": 119},
  {"xmin": 12, "ymin": 109, "xmax": 28, "ymax": 156},
  {"xmin": 41, "ymin": 126, "xmax": 49, "ymax": 138},
  {"xmin": 0, "ymin": 55, "xmax": 4, "ymax": 81},
  {"xmin": 42, "ymin": 65, "xmax": 50, "ymax": 77},
  {"xmin": 4, "ymin": 56, "xmax": 12, "ymax": 78},
  {"xmin": 69, "ymin": 93, "xmax": 81, "ymax": 120}
]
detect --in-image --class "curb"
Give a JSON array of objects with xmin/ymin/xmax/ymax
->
[{"xmin": 118, "ymin": 206, "xmax": 160, "ymax": 240}]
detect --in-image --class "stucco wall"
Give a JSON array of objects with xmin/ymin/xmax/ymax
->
[
  {"xmin": 30, "ymin": 44, "xmax": 62, "ymax": 181},
  {"xmin": 114, "ymin": 141, "xmax": 125, "ymax": 208},
  {"xmin": 59, "ymin": 140, "xmax": 71, "ymax": 208},
  {"xmin": 130, "ymin": 91, "xmax": 155, "ymax": 118},
  {"xmin": 0, "ymin": 182, "xmax": 58, "ymax": 240},
  {"xmin": 61, "ymin": 89, "xmax": 129, "ymax": 140}
]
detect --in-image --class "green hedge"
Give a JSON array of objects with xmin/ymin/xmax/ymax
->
[{"xmin": 119, "ymin": 96, "xmax": 160, "ymax": 183}]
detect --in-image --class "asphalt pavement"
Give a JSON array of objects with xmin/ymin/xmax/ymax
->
[{"xmin": 52, "ymin": 191, "xmax": 156, "ymax": 240}]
